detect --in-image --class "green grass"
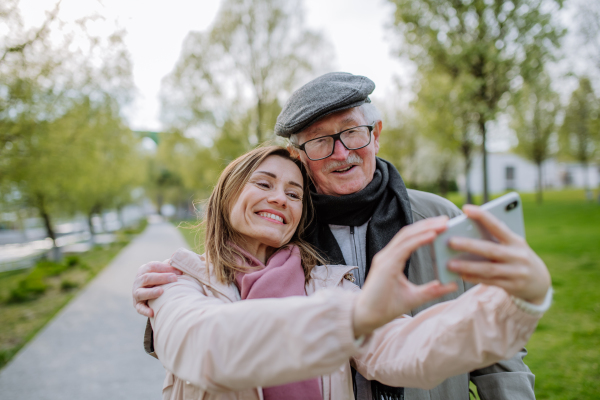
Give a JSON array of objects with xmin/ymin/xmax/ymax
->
[
  {"xmin": 451, "ymin": 189, "xmax": 600, "ymax": 399},
  {"xmin": 0, "ymin": 221, "xmax": 148, "ymax": 370},
  {"xmin": 172, "ymin": 219, "xmax": 204, "ymax": 253}
]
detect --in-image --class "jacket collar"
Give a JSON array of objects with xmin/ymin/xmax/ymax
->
[
  {"xmin": 169, "ymin": 248, "xmax": 241, "ymax": 302},
  {"xmin": 169, "ymin": 248, "xmax": 359, "ymax": 300}
]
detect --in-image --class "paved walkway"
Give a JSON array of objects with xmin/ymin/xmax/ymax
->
[{"xmin": 0, "ymin": 221, "xmax": 190, "ymax": 400}]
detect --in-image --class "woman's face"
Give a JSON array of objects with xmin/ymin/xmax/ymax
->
[{"xmin": 229, "ymin": 155, "xmax": 304, "ymax": 253}]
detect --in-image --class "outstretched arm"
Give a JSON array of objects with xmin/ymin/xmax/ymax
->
[{"xmin": 352, "ymin": 284, "xmax": 542, "ymax": 389}]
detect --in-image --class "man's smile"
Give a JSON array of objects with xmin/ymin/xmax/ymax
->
[{"xmin": 332, "ymin": 165, "xmax": 356, "ymax": 174}]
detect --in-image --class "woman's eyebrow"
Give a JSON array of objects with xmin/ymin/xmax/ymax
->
[
  {"xmin": 288, "ymin": 180, "xmax": 303, "ymax": 189},
  {"xmin": 256, "ymin": 170, "xmax": 276, "ymax": 178},
  {"xmin": 256, "ymin": 171, "xmax": 303, "ymax": 190}
]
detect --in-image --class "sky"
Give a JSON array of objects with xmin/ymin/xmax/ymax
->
[
  {"xmin": 18, "ymin": 0, "xmax": 410, "ymax": 132},
  {"xmin": 17, "ymin": 0, "xmax": 591, "ymax": 152}
]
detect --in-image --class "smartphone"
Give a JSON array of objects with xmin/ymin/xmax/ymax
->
[{"xmin": 431, "ymin": 192, "xmax": 525, "ymax": 284}]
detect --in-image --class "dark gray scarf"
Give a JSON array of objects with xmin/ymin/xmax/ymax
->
[{"xmin": 305, "ymin": 157, "xmax": 413, "ymax": 400}]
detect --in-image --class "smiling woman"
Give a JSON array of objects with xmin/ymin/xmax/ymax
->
[{"xmin": 143, "ymin": 145, "xmax": 551, "ymax": 400}]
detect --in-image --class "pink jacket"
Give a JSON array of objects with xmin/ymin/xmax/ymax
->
[{"xmin": 149, "ymin": 248, "xmax": 542, "ymax": 400}]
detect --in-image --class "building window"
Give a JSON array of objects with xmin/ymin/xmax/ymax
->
[{"xmin": 505, "ymin": 166, "xmax": 516, "ymax": 190}]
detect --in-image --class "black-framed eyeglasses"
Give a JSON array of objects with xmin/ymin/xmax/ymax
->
[{"xmin": 294, "ymin": 123, "xmax": 374, "ymax": 161}]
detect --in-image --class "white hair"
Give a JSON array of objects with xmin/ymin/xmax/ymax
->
[
  {"xmin": 359, "ymin": 102, "xmax": 382, "ymax": 125},
  {"xmin": 289, "ymin": 103, "xmax": 382, "ymax": 145}
]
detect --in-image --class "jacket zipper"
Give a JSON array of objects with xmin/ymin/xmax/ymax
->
[{"xmin": 350, "ymin": 226, "xmax": 361, "ymax": 287}]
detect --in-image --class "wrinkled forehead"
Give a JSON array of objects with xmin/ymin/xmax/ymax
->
[{"xmin": 297, "ymin": 107, "xmax": 367, "ymax": 141}]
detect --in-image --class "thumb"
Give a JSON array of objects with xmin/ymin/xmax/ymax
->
[{"xmin": 410, "ymin": 281, "xmax": 458, "ymax": 308}]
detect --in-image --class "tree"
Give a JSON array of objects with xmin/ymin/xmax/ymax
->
[
  {"xmin": 559, "ymin": 77, "xmax": 599, "ymax": 200},
  {"xmin": 573, "ymin": 0, "xmax": 600, "ymax": 74},
  {"xmin": 412, "ymin": 69, "xmax": 479, "ymax": 203},
  {"xmin": 511, "ymin": 74, "xmax": 560, "ymax": 204},
  {"xmin": 66, "ymin": 98, "xmax": 143, "ymax": 242},
  {"xmin": 0, "ymin": 1, "xmax": 135, "ymax": 257},
  {"xmin": 388, "ymin": 0, "xmax": 564, "ymax": 201},
  {"xmin": 160, "ymin": 0, "xmax": 331, "ymax": 149}
]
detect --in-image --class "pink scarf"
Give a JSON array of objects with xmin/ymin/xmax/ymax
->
[{"xmin": 234, "ymin": 245, "xmax": 322, "ymax": 400}]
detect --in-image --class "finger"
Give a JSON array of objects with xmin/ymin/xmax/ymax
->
[
  {"xmin": 136, "ymin": 272, "xmax": 179, "ymax": 289},
  {"xmin": 139, "ymin": 262, "xmax": 182, "ymax": 276},
  {"xmin": 462, "ymin": 205, "xmax": 520, "ymax": 245},
  {"xmin": 135, "ymin": 301, "xmax": 154, "ymax": 318},
  {"xmin": 447, "ymin": 259, "xmax": 524, "ymax": 280},
  {"xmin": 412, "ymin": 280, "xmax": 458, "ymax": 305},
  {"xmin": 392, "ymin": 216, "xmax": 449, "ymax": 246},
  {"xmin": 459, "ymin": 274, "xmax": 514, "ymax": 292},
  {"xmin": 394, "ymin": 230, "xmax": 439, "ymax": 258},
  {"xmin": 133, "ymin": 287, "xmax": 164, "ymax": 303},
  {"xmin": 447, "ymin": 237, "xmax": 515, "ymax": 262}
]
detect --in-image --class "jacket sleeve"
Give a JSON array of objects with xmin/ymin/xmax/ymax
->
[
  {"xmin": 351, "ymin": 284, "xmax": 542, "ymax": 390},
  {"xmin": 464, "ymin": 279, "xmax": 536, "ymax": 400},
  {"xmin": 469, "ymin": 349, "xmax": 536, "ymax": 400},
  {"xmin": 149, "ymin": 275, "xmax": 362, "ymax": 393}
]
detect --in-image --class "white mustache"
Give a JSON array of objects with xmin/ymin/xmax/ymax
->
[{"xmin": 324, "ymin": 154, "xmax": 363, "ymax": 173}]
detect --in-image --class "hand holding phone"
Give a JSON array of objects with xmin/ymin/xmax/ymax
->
[
  {"xmin": 431, "ymin": 192, "xmax": 550, "ymax": 304},
  {"xmin": 432, "ymin": 192, "xmax": 525, "ymax": 284}
]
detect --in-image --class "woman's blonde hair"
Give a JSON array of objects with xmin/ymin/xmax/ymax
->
[{"xmin": 201, "ymin": 145, "xmax": 325, "ymax": 284}]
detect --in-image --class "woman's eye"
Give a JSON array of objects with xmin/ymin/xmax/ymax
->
[
  {"xmin": 256, "ymin": 181, "xmax": 270, "ymax": 188},
  {"xmin": 287, "ymin": 192, "xmax": 302, "ymax": 200}
]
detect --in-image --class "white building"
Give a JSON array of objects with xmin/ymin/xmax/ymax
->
[{"xmin": 459, "ymin": 152, "xmax": 600, "ymax": 195}]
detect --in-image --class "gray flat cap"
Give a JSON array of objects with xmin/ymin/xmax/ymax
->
[{"xmin": 275, "ymin": 72, "xmax": 375, "ymax": 138}]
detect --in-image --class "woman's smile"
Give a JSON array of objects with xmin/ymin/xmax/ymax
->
[{"xmin": 256, "ymin": 210, "xmax": 286, "ymax": 224}]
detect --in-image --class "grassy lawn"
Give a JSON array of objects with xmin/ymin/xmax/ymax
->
[
  {"xmin": 172, "ymin": 220, "xmax": 204, "ymax": 253},
  {"xmin": 0, "ymin": 221, "xmax": 148, "ymax": 370},
  {"xmin": 450, "ymin": 189, "xmax": 600, "ymax": 400}
]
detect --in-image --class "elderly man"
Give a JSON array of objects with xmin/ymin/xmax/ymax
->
[{"xmin": 133, "ymin": 73, "xmax": 538, "ymax": 400}]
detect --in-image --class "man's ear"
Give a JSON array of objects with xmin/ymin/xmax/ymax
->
[
  {"xmin": 373, "ymin": 120, "xmax": 382, "ymax": 155},
  {"xmin": 287, "ymin": 143, "xmax": 301, "ymax": 159}
]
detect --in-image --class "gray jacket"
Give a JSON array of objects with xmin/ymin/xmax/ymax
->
[{"xmin": 329, "ymin": 189, "xmax": 536, "ymax": 400}]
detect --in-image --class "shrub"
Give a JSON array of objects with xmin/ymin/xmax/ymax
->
[
  {"xmin": 7, "ymin": 275, "xmax": 48, "ymax": 303},
  {"xmin": 36, "ymin": 261, "xmax": 68, "ymax": 276},
  {"xmin": 60, "ymin": 279, "xmax": 78, "ymax": 291},
  {"xmin": 64, "ymin": 255, "xmax": 80, "ymax": 267}
]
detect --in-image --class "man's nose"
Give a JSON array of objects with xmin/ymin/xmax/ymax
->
[{"xmin": 329, "ymin": 138, "xmax": 350, "ymax": 160}]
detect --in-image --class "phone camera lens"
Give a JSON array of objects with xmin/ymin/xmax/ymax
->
[{"xmin": 505, "ymin": 201, "xmax": 518, "ymax": 211}]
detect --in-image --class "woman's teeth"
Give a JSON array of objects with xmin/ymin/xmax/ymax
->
[{"xmin": 258, "ymin": 212, "xmax": 284, "ymax": 223}]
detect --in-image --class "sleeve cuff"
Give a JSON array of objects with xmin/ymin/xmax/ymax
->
[{"xmin": 511, "ymin": 287, "xmax": 553, "ymax": 316}]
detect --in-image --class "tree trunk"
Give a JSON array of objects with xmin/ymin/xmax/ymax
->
[
  {"xmin": 438, "ymin": 162, "xmax": 450, "ymax": 198},
  {"xmin": 256, "ymin": 97, "xmax": 263, "ymax": 144},
  {"xmin": 462, "ymin": 142, "xmax": 473, "ymax": 205},
  {"xmin": 36, "ymin": 193, "xmax": 61, "ymax": 261},
  {"xmin": 583, "ymin": 162, "xmax": 593, "ymax": 201},
  {"xmin": 156, "ymin": 193, "xmax": 164, "ymax": 216},
  {"xmin": 479, "ymin": 119, "xmax": 489, "ymax": 203},
  {"xmin": 87, "ymin": 210, "xmax": 96, "ymax": 245},
  {"xmin": 536, "ymin": 161, "xmax": 543, "ymax": 204},
  {"xmin": 117, "ymin": 205, "xmax": 125, "ymax": 229}
]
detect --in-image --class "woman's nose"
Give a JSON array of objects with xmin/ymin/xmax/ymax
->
[{"xmin": 268, "ymin": 190, "xmax": 287, "ymax": 207}]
